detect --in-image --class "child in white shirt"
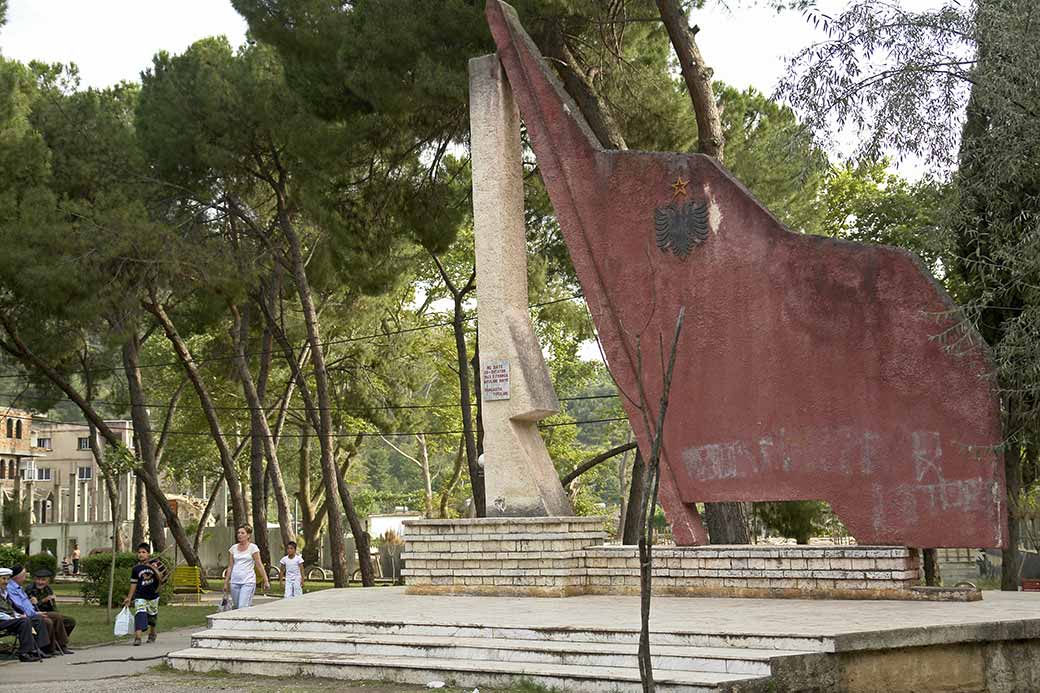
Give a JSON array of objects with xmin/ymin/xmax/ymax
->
[{"xmin": 278, "ymin": 541, "xmax": 305, "ymax": 599}]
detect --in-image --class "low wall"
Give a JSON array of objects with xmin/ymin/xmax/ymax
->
[
  {"xmin": 403, "ymin": 516, "xmax": 605, "ymax": 597},
  {"xmin": 29, "ymin": 522, "xmax": 132, "ymax": 558},
  {"xmin": 402, "ymin": 517, "xmax": 942, "ymax": 600}
]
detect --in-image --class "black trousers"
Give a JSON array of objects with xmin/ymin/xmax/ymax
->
[{"xmin": 1, "ymin": 617, "xmax": 34, "ymax": 654}]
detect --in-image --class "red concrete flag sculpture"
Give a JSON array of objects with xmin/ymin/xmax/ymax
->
[{"xmin": 486, "ymin": 0, "xmax": 1007, "ymax": 548}]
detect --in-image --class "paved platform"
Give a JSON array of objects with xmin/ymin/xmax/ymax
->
[
  {"xmin": 194, "ymin": 586, "xmax": 1039, "ymax": 648},
  {"xmin": 167, "ymin": 587, "xmax": 1040, "ymax": 691}
]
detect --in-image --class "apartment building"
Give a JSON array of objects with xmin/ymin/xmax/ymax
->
[
  {"xmin": 0, "ymin": 408, "xmax": 37, "ymax": 531},
  {"xmin": 1, "ymin": 410, "xmax": 137, "ymax": 551},
  {"xmin": 30, "ymin": 419, "xmax": 136, "ymax": 525}
]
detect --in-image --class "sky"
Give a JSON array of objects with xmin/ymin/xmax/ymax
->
[
  {"xmin": 2, "ymin": 0, "xmax": 942, "ymax": 97},
  {"xmin": 1, "ymin": 1, "xmax": 249, "ymax": 86}
]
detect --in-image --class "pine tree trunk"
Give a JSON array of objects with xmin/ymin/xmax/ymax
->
[
  {"xmin": 923, "ymin": 548, "xmax": 941, "ymax": 586},
  {"xmin": 234, "ymin": 305, "xmax": 272, "ymax": 568},
  {"xmin": 280, "ymin": 211, "xmax": 370, "ymax": 586},
  {"xmin": 194, "ymin": 478, "xmax": 223, "ymax": 554},
  {"xmin": 451, "ymin": 287, "xmax": 484, "ymax": 516},
  {"xmin": 471, "ymin": 337, "xmax": 485, "ymax": 457},
  {"xmin": 654, "ymin": 0, "xmax": 725, "ymax": 159},
  {"xmin": 540, "ymin": 24, "xmax": 627, "ymax": 150},
  {"xmin": 232, "ymin": 304, "xmax": 296, "ymax": 561},
  {"xmin": 297, "ymin": 426, "xmax": 323, "ymax": 567},
  {"xmin": 703, "ymin": 503, "xmax": 750, "ymax": 544},
  {"xmin": 439, "ymin": 439, "xmax": 466, "ymax": 519},
  {"xmin": 417, "ymin": 434, "xmax": 434, "ymax": 517},
  {"xmin": 623, "ymin": 450, "xmax": 646, "ymax": 545},
  {"xmin": 131, "ymin": 476, "xmax": 145, "ymax": 548},
  {"xmin": 1002, "ymin": 447, "xmax": 1023, "ymax": 590},
  {"xmin": 122, "ymin": 337, "xmax": 167, "ymax": 551},
  {"xmin": 145, "ymin": 297, "xmax": 249, "ymax": 530}
]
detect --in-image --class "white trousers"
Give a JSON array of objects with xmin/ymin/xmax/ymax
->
[
  {"xmin": 284, "ymin": 578, "xmax": 303, "ymax": 599},
  {"xmin": 230, "ymin": 582, "xmax": 256, "ymax": 610}
]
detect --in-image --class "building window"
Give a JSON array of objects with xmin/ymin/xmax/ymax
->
[
  {"xmin": 5, "ymin": 419, "xmax": 11, "ymax": 438},
  {"xmin": 0, "ymin": 459, "xmax": 5, "ymax": 479},
  {"xmin": 7, "ymin": 460, "xmax": 13, "ymax": 479},
  {"xmin": 77, "ymin": 437, "xmax": 91, "ymax": 450},
  {"xmin": 36, "ymin": 468, "xmax": 51, "ymax": 481},
  {"xmin": 14, "ymin": 420, "xmax": 21, "ymax": 439},
  {"xmin": 77, "ymin": 466, "xmax": 92, "ymax": 481},
  {"xmin": 35, "ymin": 437, "xmax": 51, "ymax": 449}
]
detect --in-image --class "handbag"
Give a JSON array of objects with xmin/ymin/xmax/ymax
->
[{"xmin": 218, "ymin": 593, "xmax": 232, "ymax": 612}]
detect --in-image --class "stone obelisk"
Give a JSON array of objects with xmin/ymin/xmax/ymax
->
[{"xmin": 469, "ymin": 54, "xmax": 572, "ymax": 517}]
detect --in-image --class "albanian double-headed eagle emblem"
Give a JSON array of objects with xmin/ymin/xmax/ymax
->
[{"xmin": 654, "ymin": 176, "xmax": 708, "ymax": 259}]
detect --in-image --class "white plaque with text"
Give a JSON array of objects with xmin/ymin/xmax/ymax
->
[{"xmin": 482, "ymin": 359, "xmax": 511, "ymax": 401}]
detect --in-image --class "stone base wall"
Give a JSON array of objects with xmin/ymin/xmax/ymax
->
[
  {"xmin": 402, "ymin": 517, "xmax": 607, "ymax": 596},
  {"xmin": 584, "ymin": 545, "xmax": 929, "ymax": 600},
  {"xmin": 402, "ymin": 518, "xmax": 941, "ymax": 599}
]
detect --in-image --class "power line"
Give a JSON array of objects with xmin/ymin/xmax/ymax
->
[
  {"xmin": 0, "ymin": 294, "xmax": 584, "ymax": 380},
  {"xmin": 120, "ymin": 415, "xmax": 629, "ymax": 439},
  {"xmin": 0, "ymin": 392, "xmax": 620, "ymax": 414}
]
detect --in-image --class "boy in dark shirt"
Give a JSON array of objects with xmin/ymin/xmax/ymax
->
[{"xmin": 122, "ymin": 543, "xmax": 161, "ymax": 646}]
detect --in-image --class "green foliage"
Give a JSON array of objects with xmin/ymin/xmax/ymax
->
[
  {"xmin": 0, "ymin": 544, "xmax": 27, "ymax": 569},
  {"xmin": 817, "ymin": 159, "xmax": 950, "ymax": 272},
  {"xmin": 754, "ymin": 501, "xmax": 828, "ymax": 544},
  {"xmin": 25, "ymin": 552, "xmax": 57, "ymax": 576},
  {"xmin": 80, "ymin": 552, "xmax": 173, "ymax": 606},
  {"xmin": 0, "ymin": 500, "xmax": 30, "ymax": 547},
  {"xmin": 352, "ymin": 488, "xmax": 427, "ymax": 518},
  {"xmin": 718, "ymin": 85, "xmax": 829, "ymax": 235}
]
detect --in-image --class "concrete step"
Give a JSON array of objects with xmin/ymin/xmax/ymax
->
[
  {"xmin": 192, "ymin": 629, "xmax": 808, "ymax": 675},
  {"xmin": 206, "ymin": 614, "xmax": 832, "ymax": 652},
  {"xmin": 166, "ymin": 646, "xmax": 770, "ymax": 692}
]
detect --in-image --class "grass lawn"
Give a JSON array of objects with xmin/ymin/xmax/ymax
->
[{"xmin": 59, "ymin": 603, "xmax": 217, "ymax": 646}]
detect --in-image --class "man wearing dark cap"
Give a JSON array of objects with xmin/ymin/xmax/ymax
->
[
  {"xmin": 0, "ymin": 567, "xmax": 49, "ymax": 662},
  {"xmin": 28, "ymin": 568, "xmax": 75, "ymax": 653},
  {"xmin": 6, "ymin": 565, "xmax": 56, "ymax": 656}
]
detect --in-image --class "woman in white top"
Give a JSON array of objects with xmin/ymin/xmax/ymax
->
[{"xmin": 224, "ymin": 525, "xmax": 270, "ymax": 610}]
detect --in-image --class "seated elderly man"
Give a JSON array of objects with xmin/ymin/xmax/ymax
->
[
  {"xmin": 5, "ymin": 565, "xmax": 57, "ymax": 656},
  {"xmin": 26, "ymin": 568, "xmax": 75, "ymax": 654},
  {"xmin": 0, "ymin": 567, "xmax": 50, "ymax": 662}
]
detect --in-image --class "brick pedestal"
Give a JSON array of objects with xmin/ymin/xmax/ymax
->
[
  {"xmin": 584, "ymin": 545, "xmax": 926, "ymax": 599},
  {"xmin": 401, "ymin": 518, "xmax": 950, "ymax": 600},
  {"xmin": 402, "ymin": 517, "xmax": 607, "ymax": 596}
]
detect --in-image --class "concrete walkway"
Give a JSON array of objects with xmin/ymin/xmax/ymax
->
[{"xmin": 0, "ymin": 626, "xmax": 194, "ymax": 691}]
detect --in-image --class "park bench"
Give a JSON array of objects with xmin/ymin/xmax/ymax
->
[{"xmin": 172, "ymin": 565, "xmax": 202, "ymax": 603}]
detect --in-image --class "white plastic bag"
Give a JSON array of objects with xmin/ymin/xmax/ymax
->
[{"xmin": 114, "ymin": 606, "xmax": 132, "ymax": 637}]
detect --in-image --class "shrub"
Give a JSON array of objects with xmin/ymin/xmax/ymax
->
[
  {"xmin": 0, "ymin": 544, "xmax": 28, "ymax": 570},
  {"xmin": 753, "ymin": 501, "xmax": 828, "ymax": 544},
  {"xmin": 26, "ymin": 552, "xmax": 57, "ymax": 577},
  {"xmin": 80, "ymin": 551, "xmax": 174, "ymax": 606}
]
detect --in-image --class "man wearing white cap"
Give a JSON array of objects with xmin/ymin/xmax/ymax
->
[{"xmin": 0, "ymin": 567, "xmax": 50, "ymax": 662}]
